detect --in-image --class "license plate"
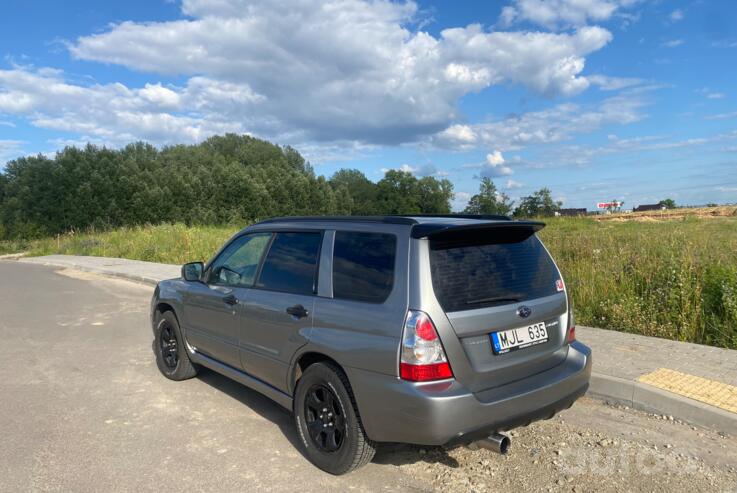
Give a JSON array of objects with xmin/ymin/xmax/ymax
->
[{"xmin": 490, "ymin": 322, "xmax": 548, "ymax": 354}]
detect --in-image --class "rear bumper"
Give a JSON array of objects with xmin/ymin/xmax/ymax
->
[{"xmin": 346, "ymin": 341, "xmax": 591, "ymax": 446}]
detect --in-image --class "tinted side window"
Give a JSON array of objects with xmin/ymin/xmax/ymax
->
[
  {"xmin": 256, "ymin": 232, "xmax": 322, "ymax": 295},
  {"xmin": 207, "ymin": 232, "xmax": 271, "ymax": 287},
  {"xmin": 333, "ymin": 231, "xmax": 396, "ymax": 303}
]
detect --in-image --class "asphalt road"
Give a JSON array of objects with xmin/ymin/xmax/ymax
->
[{"xmin": 1, "ymin": 262, "xmax": 736, "ymax": 492}]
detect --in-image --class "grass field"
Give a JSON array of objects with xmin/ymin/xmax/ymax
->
[{"xmin": 2, "ymin": 211, "xmax": 736, "ymax": 349}]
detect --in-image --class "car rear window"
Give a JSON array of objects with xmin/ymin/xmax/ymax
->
[
  {"xmin": 429, "ymin": 234, "xmax": 559, "ymax": 312},
  {"xmin": 256, "ymin": 232, "xmax": 321, "ymax": 295},
  {"xmin": 333, "ymin": 231, "xmax": 396, "ymax": 303}
]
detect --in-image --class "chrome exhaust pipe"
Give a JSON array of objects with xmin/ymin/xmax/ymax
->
[{"xmin": 475, "ymin": 433, "xmax": 511, "ymax": 455}]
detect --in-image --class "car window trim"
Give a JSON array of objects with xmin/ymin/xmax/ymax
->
[
  {"xmin": 252, "ymin": 229, "xmax": 324, "ymax": 297},
  {"xmin": 250, "ymin": 232, "xmax": 276, "ymax": 289},
  {"xmin": 204, "ymin": 231, "xmax": 273, "ymax": 288}
]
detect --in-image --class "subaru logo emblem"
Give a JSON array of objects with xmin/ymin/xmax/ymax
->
[{"xmin": 517, "ymin": 306, "xmax": 532, "ymax": 318}]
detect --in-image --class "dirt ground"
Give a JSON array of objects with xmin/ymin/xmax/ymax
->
[
  {"xmin": 593, "ymin": 206, "xmax": 737, "ymax": 222},
  {"xmin": 389, "ymin": 397, "xmax": 737, "ymax": 492}
]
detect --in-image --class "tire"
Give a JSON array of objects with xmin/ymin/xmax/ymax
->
[
  {"xmin": 294, "ymin": 362, "xmax": 376, "ymax": 475},
  {"xmin": 154, "ymin": 310, "xmax": 198, "ymax": 381}
]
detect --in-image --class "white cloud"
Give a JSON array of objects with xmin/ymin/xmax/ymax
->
[
  {"xmin": 588, "ymin": 74, "xmax": 643, "ymax": 91},
  {"xmin": 697, "ymin": 87, "xmax": 727, "ymax": 101},
  {"xmin": 379, "ymin": 162, "xmax": 448, "ymax": 177},
  {"xmin": 439, "ymin": 124, "xmax": 477, "ymax": 147},
  {"xmin": 662, "ymin": 39, "xmax": 684, "ymax": 48},
  {"xmin": 297, "ymin": 140, "xmax": 374, "ymax": 165},
  {"xmin": 546, "ymin": 130, "xmax": 737, "ymax": 167},
  {"xmin": 138, "ymin": 83, "xmax": 182, "ymax": 109},
  {"xmin": 380, "ymin": 164, "xmax": 417, "ymax": 175},
  {"xmin": 711, "ymin": 40, "xmax": 737, "ymax": 49},
  {"xmin": 53, "ymin": 0, "xmax": 614, "ymax": 146},
  {"xmin": 498, "ymin": 0, "xmax": 637, "ymax": 29},
  {"xmin": 505, "ymin": 179, "xmax": 523, "ymax": 189},
  {"xmin": 0, "ymin": 67, "xmax": 247, "ymax": 146},
  {"xmin": 433, "ymin": 92, "xmax": 647, "ymax": 151},
  {"xmin": 487, "ymin": 150, "xmax": 505, "ymax": 166},
  {"xmin": 669, "ymin": 9, "xmax": 684, "ymax": 22},
  {"xmin": 481, "ymin": 150, "xmax": 514, "ymax": 177},
  {"xmin": 715, "ymin": 186, "xmax": 737, "ymax": 192},
  {"xmin": 452, "ymin": 191, "xmax": 472, "ymax": 211},
  {"xmin": 0, "ymin": 139, "xmax": 25, "ymax": 164}
]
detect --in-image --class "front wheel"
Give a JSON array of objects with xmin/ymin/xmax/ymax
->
[
  {"xmin": 154, "ymin": 310, "xmax": 197, "ymax": 381},
  {"xmin": 294, "ymin": 362, "xmax": 375, "ymax": 475}
]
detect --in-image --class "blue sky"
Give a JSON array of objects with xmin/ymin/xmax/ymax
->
[{"xmin": 1, "ymin": 0, "xmax": 736, "ymax": 210}]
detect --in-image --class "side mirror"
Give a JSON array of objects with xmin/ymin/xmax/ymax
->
[{"xmin": 182, "ymin": 262, "xmax": 204, "ymax": 282}]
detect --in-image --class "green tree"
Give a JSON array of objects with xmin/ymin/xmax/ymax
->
[
  {"xmin": 513, "ymin": 188, "xmax": 562, "ymax": 218},
  {"xmin": 374, "ymin": 170, "xmax": 453, "ymax": 215},
  {"xmin": 659, "ymin": 198, "xmax": 676, "ymax": 209},
  {"xmin": 375, "ymin": 170, "xmax": 422, "ymax": 214},
  {"xmin": 463, "ymin": 177, "xmax": 513, "ymax": 216},
  {"xmin": 329, "ymin": 169, "xmax": 378, "ymax": 214},
  {"xmin": 417, "ymin": 176, "xmax": 454, "ymax": 214},
  {"xmin": 0, "ymin": 133, "xmax": 457, "ymax": 239}
]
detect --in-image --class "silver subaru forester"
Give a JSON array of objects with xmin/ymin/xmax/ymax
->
[{"xmin": 151, "ymin": 215, "xmax": 591, "ymax": 474}]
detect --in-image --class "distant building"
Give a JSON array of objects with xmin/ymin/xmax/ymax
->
[
  {"xmin": 634, "ymin": 204, "xmax": 666, "ymax": 212},
  {"xmin": 556, "ymin": 208, "xmax": 587, "ymax": 217}
]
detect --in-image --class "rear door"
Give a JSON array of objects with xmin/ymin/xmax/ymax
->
[
  {"xmin": 238, "ymin": 231, "xmax": 321, "ymax": 391},
  {"xmin": 425, "ymin": 226, "xmax": 569, "ymax": 393}
]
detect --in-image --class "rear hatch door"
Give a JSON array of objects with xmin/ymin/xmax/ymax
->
[{"xmin": 423, "ymin": 222, "xmax": 569, "ymax": 393}]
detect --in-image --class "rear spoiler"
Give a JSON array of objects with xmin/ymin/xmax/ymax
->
[{"xmin": 411, "ymin": 220, "xmax": 545, "ymax": 244}]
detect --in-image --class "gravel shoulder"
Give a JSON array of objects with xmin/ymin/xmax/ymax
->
[{"xmin": 390, "ymin": 397, "xmax": 737, "ymax": 492}]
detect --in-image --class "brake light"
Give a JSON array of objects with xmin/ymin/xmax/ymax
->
[
  {"xmin": 566, "ymin": 288, "xmax": 575, "ymax": 343},
  {"xmin": 400, "ymin": 310, "xmax": 453, "ymax": 382}
]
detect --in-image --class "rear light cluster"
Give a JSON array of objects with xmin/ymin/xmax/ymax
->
[
  {"xmin": 566, "ymin": 289, "xmax": 576, "ymax": 343},
  {"xmin": 399, "ymin": 310, "xmax": 453, "ymax": 382}
]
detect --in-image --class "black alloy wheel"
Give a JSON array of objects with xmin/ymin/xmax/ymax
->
[
  {"xmin": 153, "ymin": 310, "xmax": 197, "ymax": 381},
  {"xmin": 304, "ymin": 384, "xmax": 346, "ymax": 452},
  {"xmin": 294, "ymin": 362, "xmax": 376, "ymax": 474},
  {"xmin": 159, "ymin": 323, "xmax": 179, "ymax": 369}
]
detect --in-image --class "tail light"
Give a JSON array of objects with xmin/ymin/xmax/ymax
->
[
  {"xmin": 399, "ymin": 310, "xmax": 453, "ymax": 381},
  {"xmin": 566, "ymin": 288, "xmax": 576, "ymax": 343}
]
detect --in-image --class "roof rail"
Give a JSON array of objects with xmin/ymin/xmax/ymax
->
[
  {"xmin": 253, "ymin": 214, "xmax": 512, "ymax": 227},
  {"xmin": 253, "ymin": 215, "xmax": 418, "ymax": 226},
  {"xmin": 396, "ymin": 214, "xmax": 512, "ymax": 221}
]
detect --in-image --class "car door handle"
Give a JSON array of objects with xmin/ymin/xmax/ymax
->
[
  {"xmin": 222, "ymin": 294, "xmax": 238, "ymax": 306},
  {"xmin": 286, "ymin": 304, "xmax": 309, "ymax": 319}
]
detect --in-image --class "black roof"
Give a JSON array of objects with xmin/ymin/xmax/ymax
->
[
  {"xmin": 253, "ymin": 214, "xmax": 544, "ymax": 239},
  {"xmin": 254, "ymin": 214, "xmax": 512, "ymax": 226}
]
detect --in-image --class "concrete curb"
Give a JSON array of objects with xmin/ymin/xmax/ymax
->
[
  {"xmin": 67, "ymin": 265, "xmax": 162, "ymax": 286},
  {"xmin": 7, "ymin": 255, "xmax": 737, "ymax": 435},
  {"xmin": 15, "ymin": 257, "xmax": 161, "ymax": 287},
  {"xmin": 588, "ymin": 373, "xmax": 737, "ymax": 435}
]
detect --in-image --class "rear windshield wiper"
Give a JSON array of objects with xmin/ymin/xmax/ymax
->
[{"xmin": 465, "ymin": 297, "xmax": 520, "ymax": 306}]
